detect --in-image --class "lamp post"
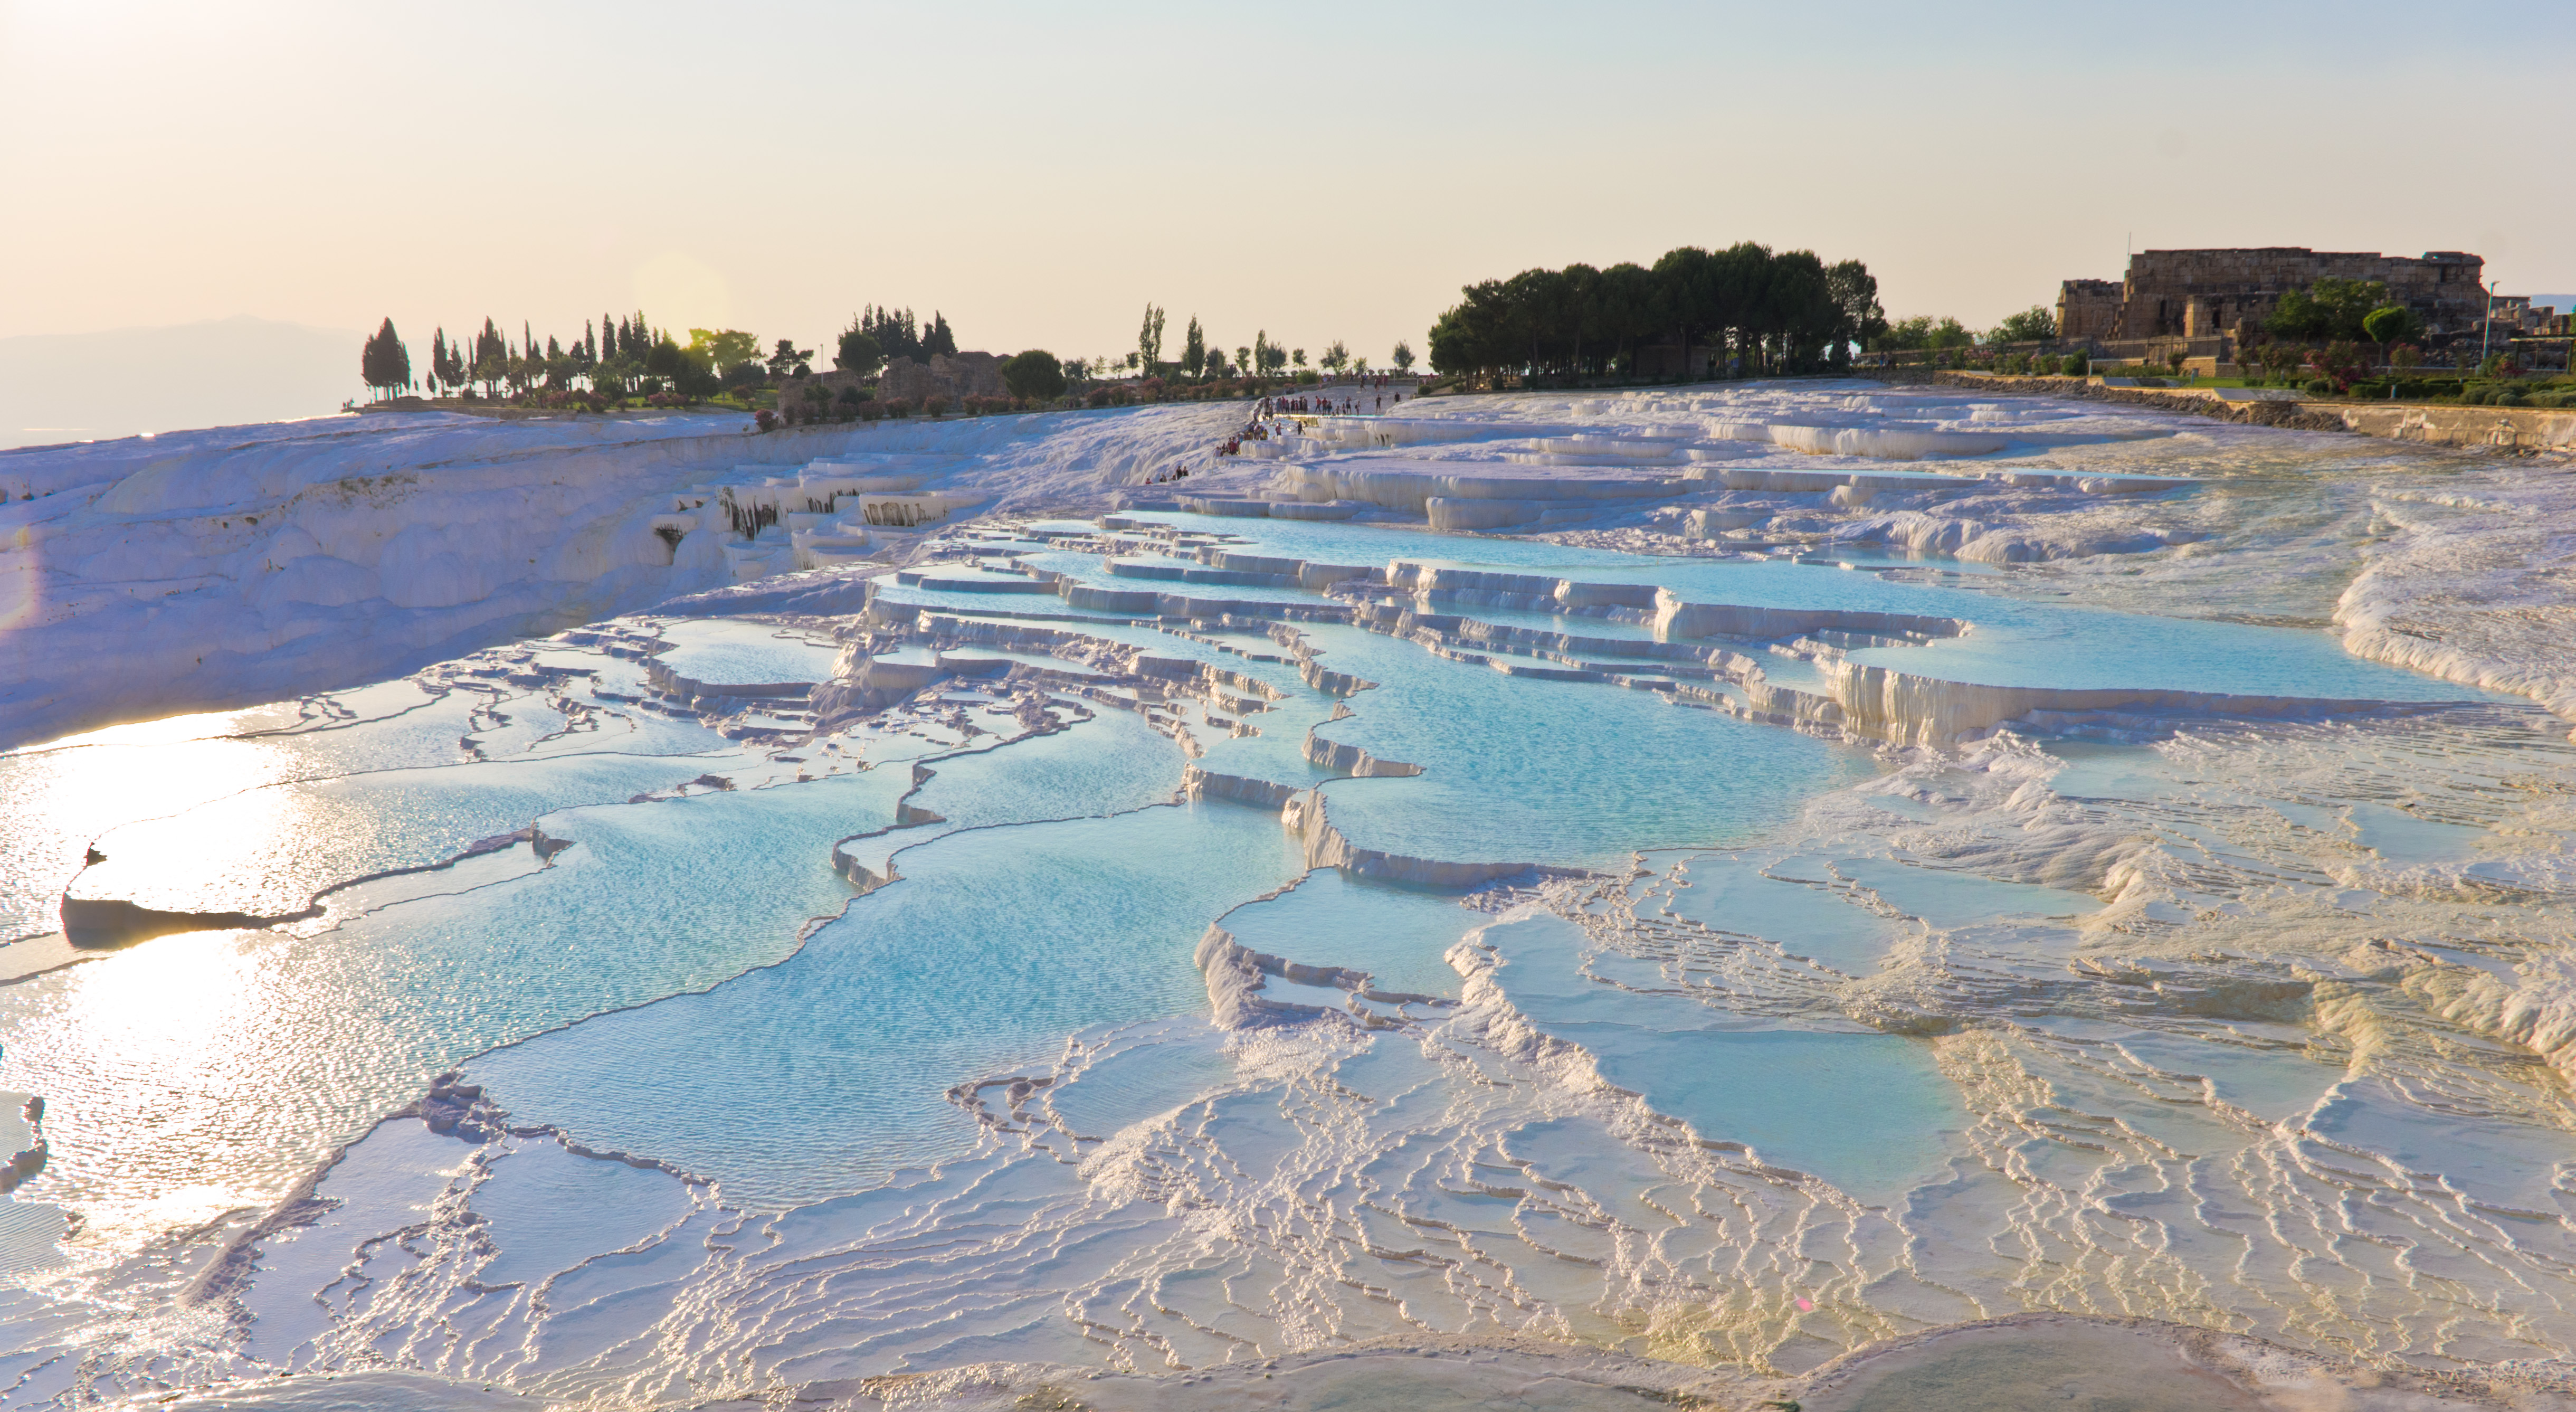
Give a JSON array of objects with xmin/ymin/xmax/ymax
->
[{"xmin": 2479, "ymin": 279, "xmax": 2498, "ymax": 369}]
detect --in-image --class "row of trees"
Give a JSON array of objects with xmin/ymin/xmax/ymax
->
[
  {"xmin": 362, "ymin": 312, "xmax": 823, "ymax": 403},
  {"xmin": 1425, "ymin": 244, "xmax": 1887, "ymax": 384},
  {"xmin": 1124, "ymin": 305, "xmax": 1414, "ymax": 382},
  {"xmin": 833, "ymin": 306, "xmax": 957, "ymax": 375}
]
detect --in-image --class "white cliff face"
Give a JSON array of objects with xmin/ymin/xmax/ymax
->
[
  {"xmin": 0, "ymin": 404, "xmax": 1262, "ymax": 747},
  {"xmin": 1, "ymin": 412, "xmax": 779, "ymax": 745}
]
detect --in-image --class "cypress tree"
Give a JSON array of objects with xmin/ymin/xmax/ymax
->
[
  {"xmin": 925, "ymin": 311, "xmax": 956, "ymax": 358},
  {"xmin": 360, "ymin": 318, "xmax": 412, "ymax": 400},
  {"xmin": 429, "ymin": 328, "xmax": 449, "ymax": 393}
]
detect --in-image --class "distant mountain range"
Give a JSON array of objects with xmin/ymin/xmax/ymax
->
[{"xmin": 0, "ymin": 316, "xmax": 362, "ymax": 451}]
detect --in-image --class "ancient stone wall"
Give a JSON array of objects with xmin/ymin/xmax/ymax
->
[
  {"xmin": 879, "ymin": 352, "xmax": 1006, "ymax": 405},
  {"xmin": 2057, "ymin": 280, "xmax": 2123, "ymax": 341},
  {"xmin": 2059, "ymin": 248, "xmax": 2487, "ymax": 351}
]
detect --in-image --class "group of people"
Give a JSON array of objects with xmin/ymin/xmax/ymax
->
[
  {"xmin": 1253, "ymin": 386, "xmax": 1405, "ymax": 420},
  {"xmin": 1214, "ymin": 379, "xmax": 1412, "ymax": 456}
]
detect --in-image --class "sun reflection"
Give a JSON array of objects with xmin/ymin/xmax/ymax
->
[
  {"xmin": 1, "ymin": 731, "xmax": 297, "ymax": 938},
  {"xmin": 1, "ymin": 928, "xmax": 280, "ymax": 1237}
]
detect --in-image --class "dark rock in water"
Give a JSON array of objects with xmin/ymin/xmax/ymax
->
[
  {"xmin": 59, "ymin": 897, "xmax": 319, "ymax": 950},
  {"xmin": 0, "ymin": 1143, "xmax": 45, "ymax": 1195}
]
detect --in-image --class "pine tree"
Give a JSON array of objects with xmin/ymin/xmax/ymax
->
[{"xmin": 924, "ymin": 311, "xmax": 956, "ymax": 358}]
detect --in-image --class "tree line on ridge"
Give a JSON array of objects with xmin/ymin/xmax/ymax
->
[{"xmin": 1425, "ymin": 244, "xmax": 1887, "ymax": 384}]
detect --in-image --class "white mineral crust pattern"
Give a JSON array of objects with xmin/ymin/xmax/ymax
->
[{"xmin": 2, "ymin": 383, "xmax": 2574, "ymax": 1412}]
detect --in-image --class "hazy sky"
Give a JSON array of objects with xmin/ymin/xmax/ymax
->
[{"xmin": 5, "ymin": 1, "xmax": 2571, "ymax": 371}]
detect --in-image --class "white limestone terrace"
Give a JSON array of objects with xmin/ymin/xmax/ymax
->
[
  {"xmin": 9, "ymin": 380, "xmax": 2571, "ymax": 752},
  {"xmin": 0, "ymin": 403, "xmax": 1262, "ymax": 748},
  {"xmin": 1208, "ymin": 382, "xmax": 2576, "ymax": 729},
  {"xmin": 7, "ymin": 451, "xmax": 2575, "ymax": 1406},
  {"xmin": 1202, "ymin": 382, "xmax": 2203, "ymax": 545}
]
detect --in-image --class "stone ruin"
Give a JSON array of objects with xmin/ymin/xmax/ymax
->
[
  {"xmin": 2057, "ymin": 248, "xmax": 2488, "ymax": 356},
  {"xmin": 877, "ymin": 352, "xmax": 1006, "ymax": 405}
]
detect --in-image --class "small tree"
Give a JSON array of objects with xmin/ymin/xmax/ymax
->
[
  {"xmin": 1391, "ymin": 340, "xmax": 1415, "ymax": 372},
  {"xmin": 835, "ymin": 327, "xmax": 886, "ymax": 377},
  {"xmin": 688, "ymin": 328, "xmax": 762, "ymax": 376},
  {"xmin": 1292, "ymin": 348, "xmax": 1306, "ymax": 368},
  {"xmin": 1987, "ymin": 306, "xmax": 2057, "ymax": 345},
  {"xmin": 2389, "ymin": 343, "xmax": 2422, "ymax": 376},
  {"xmin": 2362, "ymin": 305, "xmax": 2422, "ymax": 348},
  {"xmin": 1234, "ymin": 346, "xmax": 1251, "ymax": 379},
  {"xmin": 766, "ymin": 338, "xmax": 813, "ymax": 378},
  {"xmin": 1003, "ymin": 349, "xmax": 1067, "ymax": 401},
  {"xmin": 1138, "ymin": 304, "xmax": 1165, "ymax": 375},
  {"xmin": 1320, "ymin": 340, "xmax": 1348, "ymax": 374},
  {"xmin": 1182, "ymin": 316, "xmax": 1206, "ymax": 377},
  {"xmin": 360, "ymin": 318, "xmax": 412, "ymax": 401}
]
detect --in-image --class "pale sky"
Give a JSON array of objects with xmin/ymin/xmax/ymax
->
[{"xmin": 4, "ymin": 0, "xmax": 2570, "ymax": 369}]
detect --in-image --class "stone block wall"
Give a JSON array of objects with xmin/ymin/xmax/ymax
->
[
  {"xmin": 879, "ymin": 352, "xmax": 1006, "ymax": 405},
  {"xmin": 2061, "ymin": 248, "xmax": 2487, "ymax": 350},
  {"xmin": 2057, "ymin": 280, "xmax": 2124, "ymax": 340}
]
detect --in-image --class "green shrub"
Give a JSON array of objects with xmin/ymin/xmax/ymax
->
[
  {"xmin": 2361, "ymin": 305, "xmax": 2422, "ymax": 345},
  {"xmin": 2495, "ymin": 390, "xmax": 2530, "ymax": 407},
  {"xmin": 1002, "ymin": 349, "xmax": 1067, "ymax": 401},
  {"xmin": 2304, "ymin": 378, "xmax": 2335, "ymax": 397},
  {"xmin": 2063, "ymin": 353, "xmax": 2089, "ymax": 376}
]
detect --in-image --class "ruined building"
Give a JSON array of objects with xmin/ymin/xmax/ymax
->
[{"xmin": 2057, "ymin": 248, "xmax": 2488, "ymax": 349}]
